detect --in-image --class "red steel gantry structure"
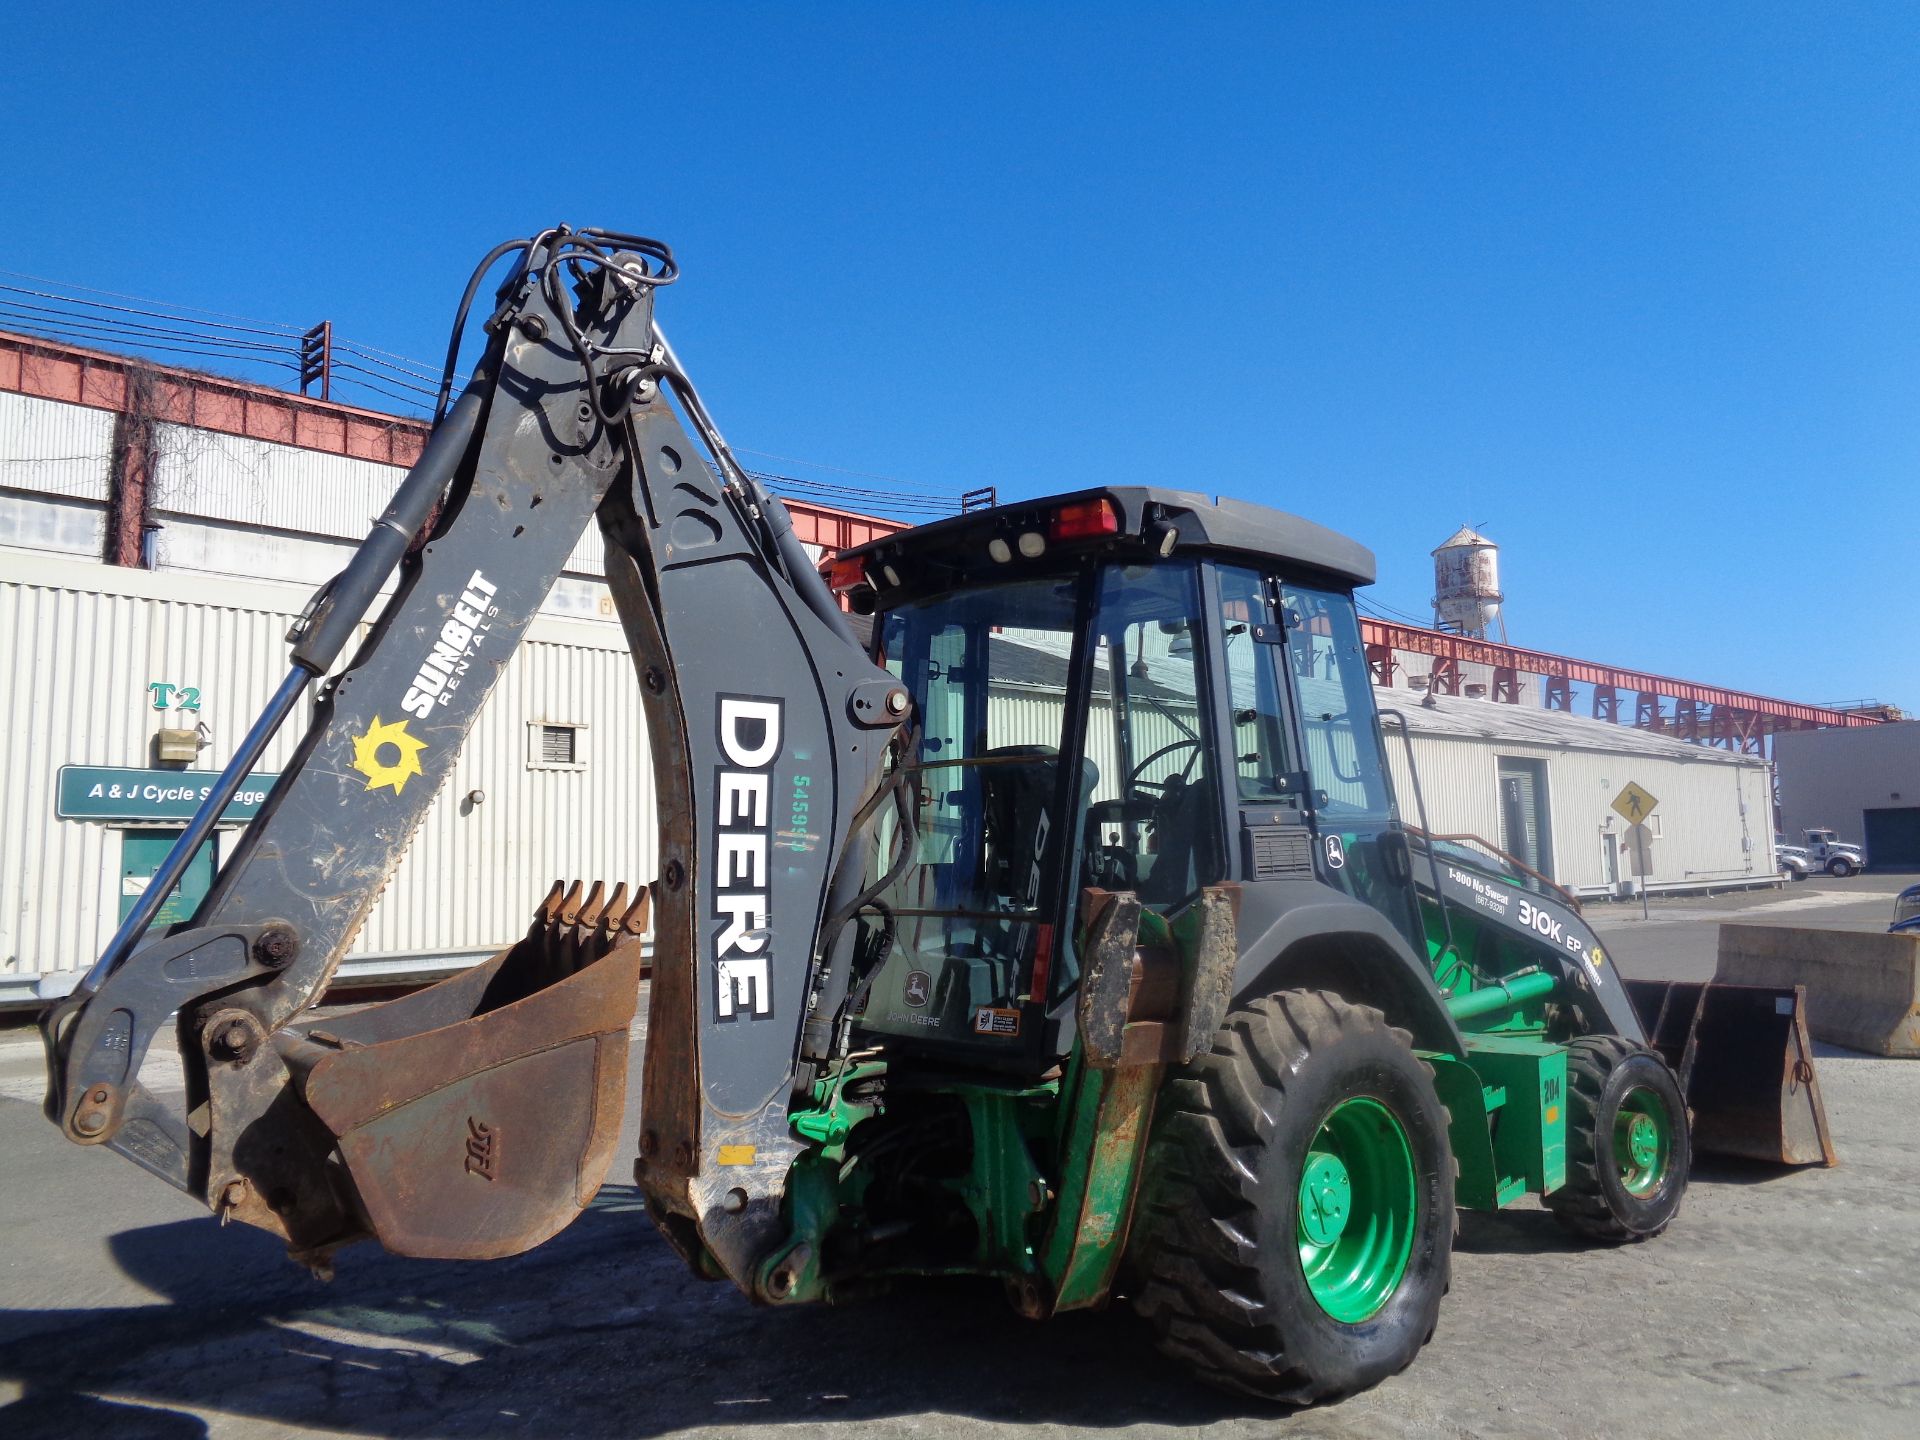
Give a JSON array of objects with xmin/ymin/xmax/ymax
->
[{"xmin": 1360, "ymin": 619, "xmax": 1880, "ymax": 753}]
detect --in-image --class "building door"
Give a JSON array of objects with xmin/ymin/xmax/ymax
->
[
  {"xmin": 119, "ymin": 829, "xmax": 216, "ymax": 927},
  {"xmin": 1864, "ymin": 807, "xmax": 1920, "ymax": 869},
  {"xmin": 1496, "ymin": 757, "xmax": 1553, "ymax": 879}
]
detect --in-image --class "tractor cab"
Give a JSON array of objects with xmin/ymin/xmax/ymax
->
[{"xmin": 828, "ymin": 487, "xmax": 1422, "ymax": 1066}]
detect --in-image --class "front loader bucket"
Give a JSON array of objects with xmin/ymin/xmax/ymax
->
[
  {"xmin": 1624, "ymin": 978, "xmax": 1837, "ymax": 1168},
  {"xmin": 280, "ymin": 880, "xmax": 651, "ymax": 1259}
]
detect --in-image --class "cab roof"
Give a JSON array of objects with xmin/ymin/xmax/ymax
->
[{"xmin": 836, "ymin": 485, "xmax": 1376, "ymax": 589}]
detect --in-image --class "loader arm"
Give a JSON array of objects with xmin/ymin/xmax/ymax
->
[{"xmin": 42, "ymin": 228, "xmax": 910, "ymax": 1281}]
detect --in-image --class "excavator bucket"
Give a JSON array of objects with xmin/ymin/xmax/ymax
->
[
  {"xmin": 278, "ymin": 880, "xmax": 652, "ymax": 1259},
  {"xmin": 1624, "ymin": 978, "xmax": 1837, "ymax": 1168}
]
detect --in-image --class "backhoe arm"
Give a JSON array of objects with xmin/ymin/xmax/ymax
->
[{"xmin": 42, "ymin": 229, "xmax": 909, "ymax": 1280}]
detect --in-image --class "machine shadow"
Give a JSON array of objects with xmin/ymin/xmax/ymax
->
[
  {"xmin": 0, "ymin": 1186, "xmax": 1257, "ymax": 1438},
  {"xmin": 1687, "ymin": 1156, "xmax": 1829, "ymax": 1188},
  {"xmin": 1452, "ymin": 1207, "xmax": 1582, "ymax": 1257}
]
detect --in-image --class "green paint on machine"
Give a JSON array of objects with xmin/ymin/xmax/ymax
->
[{"xmin": 1297, "ymin": 1097, "xmax": 1417, "ymax": 1323}]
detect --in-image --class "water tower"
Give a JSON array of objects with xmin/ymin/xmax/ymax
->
[{"xmin": 1432, "ymin": 526, "xmax": 1505, "ymax": 641}]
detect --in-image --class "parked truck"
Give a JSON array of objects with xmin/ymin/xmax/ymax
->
[{"xmin": 1779, "ymin": 828, "xmax": 1867, "ymax": 878}]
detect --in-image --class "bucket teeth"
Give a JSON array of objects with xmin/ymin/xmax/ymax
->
[
  {"xmin": 623, "ymin": 884, "xmax": 653, "ymax": 936},
  {"xmin": 578, "ymin": 880, "xmax": 609, "ymax": 930},
  {"xmin": 601, "ymin": 883, "xmax": 630, "ymax": 937},
  {"xmin": 522, "ymin": 879, "xmax": 651, "ymax": 976}
]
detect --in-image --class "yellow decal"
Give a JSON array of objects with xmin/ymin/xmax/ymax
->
[
  {"xmin": 1545, "ymin": 1105, "xmax": 1561, "ymax": 1125},
  {"xmin": 351, "ymin": 715, "xmax": 428, "ymax": 794},
  {"xmin": 1589, "ymin": 946, "xmax": 1607, "ymax": 968},
  {"xmin": 716, "ymin": 1144, "xmax": 757, "ymax": 1166}
]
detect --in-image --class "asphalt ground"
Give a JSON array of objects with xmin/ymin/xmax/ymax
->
[{"xmin": 1, "ymin": 874, "xmax": 1915, "ymax": 1439}]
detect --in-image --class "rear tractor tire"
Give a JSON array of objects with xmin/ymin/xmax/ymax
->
[
  {"xmin": 1127, "ymin": 990, "xmax": 1453, "ymax": 1405},
  {"xmin": 1546, "ymin": 1036, "xmax": 1689, "ymax": 1243}
]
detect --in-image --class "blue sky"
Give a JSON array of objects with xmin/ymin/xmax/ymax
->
[{"xmin": 3, "ymin": 4, "xmax": 1913, "ymax": 709}]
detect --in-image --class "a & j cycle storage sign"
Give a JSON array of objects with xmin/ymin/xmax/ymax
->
[{"xmin": 56, "ymin": 766, "xmax": 281, "ymax": 823}]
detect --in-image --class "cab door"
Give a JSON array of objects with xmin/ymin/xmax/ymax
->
[{"xmin": 1274, "ymin": 581, "xmax": 1424, "ymax": 951}]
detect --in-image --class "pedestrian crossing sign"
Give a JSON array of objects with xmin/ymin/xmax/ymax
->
[{"xmin": 1612, "ymin": 781, "xmax": 1659, "ymax": 825}]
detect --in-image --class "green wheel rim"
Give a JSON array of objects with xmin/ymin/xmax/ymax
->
[
  {"xmin": 1614, "ymin": 1085, "xmax": 1672, "ymax": 1196},
  {"xmin": 1296, "ymin": 1096, "xmax": 1417, "ymax": 1323}
]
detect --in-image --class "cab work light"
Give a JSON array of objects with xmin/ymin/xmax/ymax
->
[
  {"xmin": 1048, "ymin": 498, "xmax": 1120, "ymax": 542},
  {"xmin": 823, "ymin": 555, "xmax": 869, "ymax": 592}
]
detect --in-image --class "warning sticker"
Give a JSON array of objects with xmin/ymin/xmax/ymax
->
[{"xmin": 972, "ymin": 1006, "xmax": 1021, "ymax": 1037}]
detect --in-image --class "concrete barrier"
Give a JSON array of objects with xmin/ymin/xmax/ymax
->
[{"xmin": 1716, "ymin": 924, "xmax": 1920, "ymax": 1058}]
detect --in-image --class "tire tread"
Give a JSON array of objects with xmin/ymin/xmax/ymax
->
[{"xmin": 1129, "ymin": 991, "xmax": 1445, "ymax": 1404}]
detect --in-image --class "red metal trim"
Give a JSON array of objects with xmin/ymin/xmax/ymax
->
[
  {"xmin": 1359, "ymin": 617, "xmax": 1879, "ymax": 730},
  {"xmin": 1365, "ymin": 642, "xmax": 1396, "ymax": 688},
  {"xmin": 0, "ymin": 328, "xmax": 902, "ymax": 550}
]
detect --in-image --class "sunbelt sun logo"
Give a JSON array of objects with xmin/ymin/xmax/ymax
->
[{"xmin": 352, "ymin": 716, "xmax": 428, "ymax": 794}]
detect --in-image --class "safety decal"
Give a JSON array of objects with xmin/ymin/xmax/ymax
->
[
  {"xmin": 351, "ymin": 715, "xmax": 429, "ymax": 794},
  {"xmin": 973, "ymin": 1006, "xmax": 1021, "ymax": 1037}
]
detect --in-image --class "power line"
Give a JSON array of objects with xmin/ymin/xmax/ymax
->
[
  {"xmin": 733, "ymin": 445, "xmax": 922, "ymax": 488},
  {"xmin": 1358, "ymin": 595, "xmax": 1437, "ymax": 628},
  {"xmin": 0, "ymin": 269, "xmax": 308, "ymax": 332},
  {"xmin": 0, "ymin": 268, "xmax": 970, "ymax": 516}
]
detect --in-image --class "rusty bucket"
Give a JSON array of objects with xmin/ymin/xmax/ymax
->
[
  {"xmin": 1624, "ymin": 977, "xmax": 1836, "ymax": 1168},
  {"xmin": 278, "ymin": 881, "xmax": 652, "ymax": 1259}
]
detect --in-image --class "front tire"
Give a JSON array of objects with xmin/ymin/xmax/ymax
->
[
  {"xmin": 1827, "ymin": 857, "xmax": 1856, "ymax": 878},
  {"xmin": 1128, "ymin": 991, "xmax": 1453, "ymax": 1405},
  {"xmin": 1546, "ymin": 1036, "xmax": 1689, "ymax": 1243}
]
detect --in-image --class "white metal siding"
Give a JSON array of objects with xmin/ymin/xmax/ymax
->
[
  {"xmin": 151, "ymin": 422, "xmax": 407, "ymax": 543},
  {"xmin": 0, "ymin": 552, "xmax": 652, "ymax": 989},
  {"xmin": 0, "ymin": 391, "xmax": 114, "ymax": 562},
  {"xmin": 0, "ymin": 490, "xmax": 105, "ymax": 559},
  {"xmin": 563, "ymin": 527, "xmax": 606, "ymax": 579},
  {"xmin": 1385, "ymin": 728, "xmax": 1770, "ymax": 894},
  {"xmin": 0, "ymin": 391, "xmax": 113, "ymax": 502},
  {"xmin": 149, "ymin": 420, "xmax": 610, "ymax": 585}
]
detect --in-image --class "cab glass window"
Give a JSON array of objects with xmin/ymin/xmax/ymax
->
[
  {"xmin": 1279, "ymin": 582, "xmax": 1393, "ymax": 821},
  {"xmin": 1216, "ymin": 565, "xmax": 1293, "ymax": 801},
  {"xmin": 1081, "ymin": 562, "xmax": 1222, "ymax": 910}
]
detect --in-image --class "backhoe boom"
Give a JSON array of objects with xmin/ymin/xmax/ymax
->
[{"xmin": 42, "ymin": 228, "xmax": 910, "ymax": 1276}]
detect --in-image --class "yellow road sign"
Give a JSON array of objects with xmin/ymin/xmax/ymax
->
[{"xmin": 1612, "ymin": 781, "xmax": 1659, "ymax": 825}]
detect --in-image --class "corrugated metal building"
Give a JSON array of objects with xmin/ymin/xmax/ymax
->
[
  {"xmin": 1775, "ymin": 721, "xmax": 1920, "ymax": 868},
  {"xmin": 1383, "ymin": 693, "xmax": 1775, "ymax": 898},
  {"xmin": 0, "ymin": 550, "xmax": 659, "ymax": 1005}
]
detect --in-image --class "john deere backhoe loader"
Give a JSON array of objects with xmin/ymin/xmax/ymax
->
[{"xmin": 42, "ymin": 227, "xmax": 1830, "ymax": 1404}]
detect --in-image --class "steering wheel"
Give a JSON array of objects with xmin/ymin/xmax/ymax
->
[{"xmin": 1125, "ymin": 738, "xmax": 1203, "ymax": 796}]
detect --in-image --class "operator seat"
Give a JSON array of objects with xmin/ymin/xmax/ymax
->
[
  {"xmin": 980, "ymin": 745, "xmax": 1098, "ymax": 905},
  {"xmin": 1138, "ymin": 772, "xmax": 1219, "ymax": 909}
]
